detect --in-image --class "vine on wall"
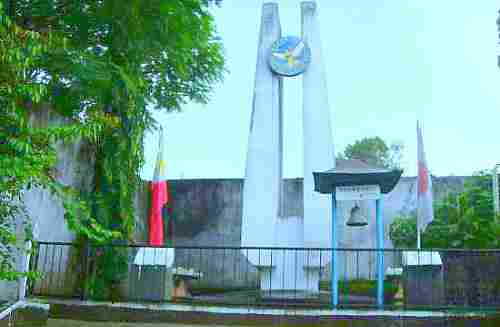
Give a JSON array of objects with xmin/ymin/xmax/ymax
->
[{"xmin": 0, "ymin": 0, "xmax": 225, "ymax": 299}]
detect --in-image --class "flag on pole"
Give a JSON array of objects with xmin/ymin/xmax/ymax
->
[
  {"xmin": 149, "ymin": 128, "xmax": 169, "ymax": 246},
  {"xmin": 133, "ymin": 128, "xmax": 174, "ymax": 270},
  {"xmin": 417, "ymin": 121, "xmax": 434, "ymax": 233}
]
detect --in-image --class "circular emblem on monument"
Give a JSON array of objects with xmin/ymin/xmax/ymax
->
[{"xmin": 269, "ymin": 36, "xmax": 311, "ymax": 77}]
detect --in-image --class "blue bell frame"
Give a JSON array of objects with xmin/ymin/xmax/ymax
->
[{"xmin": 313, "ymin": 168, "xmax": 403, "ymax": 308}]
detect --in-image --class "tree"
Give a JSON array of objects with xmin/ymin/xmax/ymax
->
[
  {"xmin": 0, "ymin": 5, "xmax": 105, "ymax": 282},
  {"xmin": 389, "ymin": 214, "xmax": 417, "ymax": 248},
  {"xmin": 0, "ymin": 0, "xmax": 225, "ymax": 298},
  {"xmin": 389, "ymin": 171, "xmax": 500, "ymax": 249},
  {"xmin": 340, "ymin": 137, "xmax": 404, "ymax": 169}
]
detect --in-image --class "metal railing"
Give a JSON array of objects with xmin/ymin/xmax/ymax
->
[
  {"xmin": 28, "ymin": 242, "xmax": 500, "ymax": 310},
  {"xmin": 0, "ymin": 302, "xmax": 22, "ymax": 326}
]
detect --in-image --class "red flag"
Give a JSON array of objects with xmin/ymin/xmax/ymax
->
[
  {"xmin": 149, "ymin": 129, "xmax": 168, "ymax": 246},
  {"xmin": 417, "ymin": 121, "xmax": 434, "ymax": 232},
  {"xmin": 418, "ymin": 162, "xmax": 429, "ymax": 194}
]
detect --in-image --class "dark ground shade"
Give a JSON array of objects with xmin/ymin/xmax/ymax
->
[
  {"xmin": 41, "ymin": 298, "xmax": 500, "ymax": 327},
  {"xmin": 44, "ymin": 317, "xmax": 500, "ymax": 327},
  {"xmin": 47, "ymin": 321, "xmax": 218, "ymax": 327}
]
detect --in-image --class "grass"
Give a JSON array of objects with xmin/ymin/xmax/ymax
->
[{"xmin": 319, "ymin": 279, "xmax": 400, "ymax": 300}]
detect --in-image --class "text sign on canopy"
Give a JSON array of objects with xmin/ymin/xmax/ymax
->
[{"xmin": 335, "ymin": 185, "xmax": 381, "ymax": 201}]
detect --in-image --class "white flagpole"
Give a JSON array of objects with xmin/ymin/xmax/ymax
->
[
  {"xmin": 416, "ymin": 120, "xmax": 421, "ymax": 250},
  {"xmin": 417, "ymin": 226, "xmax": 421, "ymax": 249}
]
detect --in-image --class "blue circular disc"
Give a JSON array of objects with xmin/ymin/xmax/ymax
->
[{"xmin": 268, "ymin": 36, "xmax": 311, "ymax": 77}]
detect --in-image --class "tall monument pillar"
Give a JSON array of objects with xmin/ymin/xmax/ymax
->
[
  {"xmin": 241, "ymin": 3, "xmax": 282, "ymax": 265},
  {"xmin": 301, "ymin": 2, "xmax": 334, "ymax": 251},
  {"xmin": 242, "ymin": 1, "xmax": 333, "ymax": 293}
]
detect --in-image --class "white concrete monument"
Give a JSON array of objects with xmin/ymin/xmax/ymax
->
[{"xmin": 241, "ymin": 1, "xmax": 334, "ymax": 293}]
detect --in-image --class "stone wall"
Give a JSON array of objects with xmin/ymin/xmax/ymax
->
[
  {"xmin": 27, "ymin": 174, "xmax": 469, "ymax": 292},
  {"xmin": 134, "ymin": 179, "xmax": 257, "ymax": 288},
  {"xmin": 0, "ymin": 109, "xmax": 93, "ymax": 301},
  {"xmin": 149, "ymin": 176, "xmax": 467, "ymax": 284},
  {"xmin": 136, "ymin": 176, "xmax": 466, "ymax": 248}
]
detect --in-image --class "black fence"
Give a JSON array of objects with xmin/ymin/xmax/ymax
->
[
  {"xmin": 0, "ymin": 302, "xmax": 21, "ymax": 326},
  {"xmin": 28, "ymin": 242, "xmax": 500, "ymax": 310}
]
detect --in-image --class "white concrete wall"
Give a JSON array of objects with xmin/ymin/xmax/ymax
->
[{"xmin": 0, "ymin": 110, "xmax": 90, "ymax": 300}]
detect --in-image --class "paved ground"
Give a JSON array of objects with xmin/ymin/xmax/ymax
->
[{"xmin": 48, "ymin": 319, "xmax": 237, "ymax": 327}]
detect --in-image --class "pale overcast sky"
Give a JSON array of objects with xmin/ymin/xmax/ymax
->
[{"xmin": 140, "ymin": 0, "xmax": 500, "ymax": 180}]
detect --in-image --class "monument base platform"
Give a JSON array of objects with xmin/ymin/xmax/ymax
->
[{"xmin": 260, "ymin": 290, "xmax": 322, "ymax": 303}]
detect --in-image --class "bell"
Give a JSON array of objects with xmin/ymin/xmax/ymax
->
[{"xmin": 346, "ymin": 203, "xmax": 368, "ymax": 227}]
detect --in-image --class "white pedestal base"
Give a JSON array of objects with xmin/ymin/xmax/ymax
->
[
  {"xmin": 255, "ymin": 217, "xmax": 322, "ymax": 293},
  {"xmin": 258, "ymin": 265, "xmax": 321, "ymax": 293}
]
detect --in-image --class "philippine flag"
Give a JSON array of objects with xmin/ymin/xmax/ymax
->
[
  {"xmin": 133, "ymin": 128, "xmax": 174, "ymax": 268},
  {"xmin": 417, "ymin": 121, "xmax": 434, "ymax": 232},
  {"xmin": 149, "ymin": 129, "xmax": 168, "ymax": 246}
]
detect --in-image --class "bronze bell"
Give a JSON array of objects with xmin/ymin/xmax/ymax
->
[{"xmin": 346, "ymin": 203, "xmax": 368, "ymax": 227}]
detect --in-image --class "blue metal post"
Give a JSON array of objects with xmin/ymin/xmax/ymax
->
[
  {"xmin": 376, "ymin": 198, "xmax": 384, "ymax": 308},
  {"xmin": 331, "ymin": 193, "xmax": 338, "ymax": 308}
]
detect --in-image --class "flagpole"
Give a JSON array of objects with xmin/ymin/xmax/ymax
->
[
  {"xmin": 416, "ymin": 226, "xmax": 421, "ymax": 249},
  {"xmin": 416, "ymin": 195, "xmax": 421, "ymax": 249},
  {"xmin": 415, "ymin": 120, "xmax": 433, "ymax": 250},
  {"xmin": 416, "ymin": 120, "xmax": 421, "ymax": 250}
]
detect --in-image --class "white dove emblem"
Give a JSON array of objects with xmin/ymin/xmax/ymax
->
[{"xmin": 272, "ymin": 41, "xmax": 305, "ymax": 67}]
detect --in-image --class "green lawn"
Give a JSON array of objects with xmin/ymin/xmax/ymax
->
[{"xmin": 319, "ymin": 279, "xmax": 400, "ymax": 298}]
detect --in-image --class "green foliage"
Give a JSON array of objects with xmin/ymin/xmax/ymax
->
[
  {"xmin": 0, "ymin": 1, "xmax": 121, "ymax": 282},
  {"xmin": 424, "ymin": 171, "xmax": 500, "ymax": 249},
  {"xmin": 0, "ymin": 0, "xmax": 225, "ymax": 298},
  {"xmin": 341, "ymin": 137, "xmax": 404, "ymax": 169},
  {"xmin": 85, "ymin": 246, "xmax": 129, "ymax": 300},
  {"xmin": 4, "ymin": 0, "xmax": 225, "ymax": 113},
  {"xmin": 389, "ymin": 171, "xmax": 500, "ymax": 249},
  {"xmin": 389, "ymin": 214, "xmax": 418, "ymax": 248}
]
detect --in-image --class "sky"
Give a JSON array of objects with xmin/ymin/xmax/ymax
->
[{"xmin": 140, "ymin": 0, "xmax": 500, "ymax": 181}]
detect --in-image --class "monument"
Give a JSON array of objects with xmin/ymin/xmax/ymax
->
[{"xmin": 241, "ymin": 1, "xmax": 334, "ymax": 293}]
